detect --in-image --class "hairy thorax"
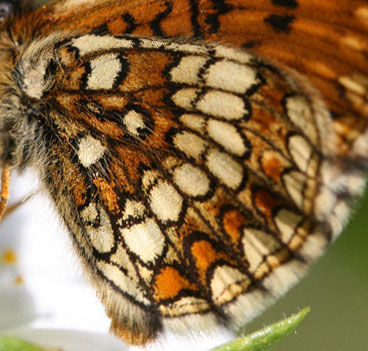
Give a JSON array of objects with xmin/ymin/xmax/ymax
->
[
  {"xmin": 0, "ymin": 24, "xmax": 34, "ymax": 169},
  {"xmin": 0, "ymin": 24, "xmax": 68, "ymax": 170}
]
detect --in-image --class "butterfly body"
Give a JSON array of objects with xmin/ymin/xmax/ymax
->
[{"xmin": 0, "ymin": 0, "xmax": 367, "ymax": 347}]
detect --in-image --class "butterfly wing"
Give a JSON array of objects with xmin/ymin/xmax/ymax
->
[
  {"xmin": 27, "ymin": 0, "xmax": 368, "ymax": 156},
  {"xmin": 15, "ymin": 27, "xmax": 365, "ymax": 345}
]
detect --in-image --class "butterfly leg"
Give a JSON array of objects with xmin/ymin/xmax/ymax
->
[
  {"xmin": 3, "ymin": 192, "xmax": 37, "ymax": 220},
  {"xmin": 0, "ymin": 162, "xmax": 11, "ymax": 221}
]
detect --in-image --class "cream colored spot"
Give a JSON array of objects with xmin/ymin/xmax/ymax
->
[
  {"xmin": 96, "ymin": 260, "xmax": 149, "ymax": 304},
  {"xmin": 179, "ymin": 114, "xmax": 206, "ymax": 133},
  {"xmin": 123, "ymin": 200, "xmax": 146, "ymax": 220},
  {"xmin": 173, "ymin": 131, "xmax": 207, "ymax": 159},
  {"xmin": 288, "ymin": 135, "xmax": 312, "ymax": 172},
  {"xmin": 159, "ymin": 296, "xmax": 210, "ymax": 316},
  {"xmin": 77, "ymin": 135, "xmax": 105, "ymax": 167},
  {"xmin": 242, "ymin": 237, "xmax": 263, "ymax": 273},
  {"xmin": 80, "ymin": 202, "xmax": 114, "ymax": 253},
  {"xmin": 244, "ymin": 228, "xmax": 281, "ymax": 252},
  {"xmin": 164, "ymin": 245, "xmax": 180, "ymax": 265},
  {"xmin": 206, "ymin": 149, "xmax": 243, "ymax": 189},
  {"xmin": 170, "ymin": 56, "xmax": 207, "ymax": 85},
  {"xmin": 285, "ymin": 95, "xmax": 317, "ymax": 145},
  {"xmin": 171, "ymin": 88, "xmax": 198, "ymax": 110},
  {"xmin": 211, "ymin": 265, "xmax": 250, "ymax": 305},
  {"xmin": 150, "ymin": 180, "xmax": 183, "ymax": 222},
  {"xmin": 197, "ymin": 91, "xmax": 247, "ymax": 120},
  {"xmin": 207, "ymin": 120, "xmax": 247, "ymax": 156},
  {"xmin": 275, "ymin": 209, "xmax": 302, "ymax": 244},
  {"xmin": 110, "ymin": 244, "xmax": 138, "ymax": 280},
  {"xmin": 283, "ymin": 170, "xmax": 306, "ymax": 208},
  {"xmin": 142, "ymin": 170, "xmax": 160, "ymax": 190},
  {"xmin": 136, "ymin": 263, "xmax": 154, "ymax": 283},
  {"xmin": 123, "ymin": 110, "xmax": 146, "ymax": 136},
  {"xmin": 87, "ymin": 53, "xmax": 121, "ymax": 90},
  {"xmin": 204, "ymin": 60, "xmax": 257, "ymax": 93},
  {"xmin": 121, "ymin": 218, "xmax": 165, "ymax": 262},
  {"xmin": 215, "ymin": 46, "xmax": 252, "ymax": 64},
  {"xmin": 162, "ymin": 155, "xmax": 180, "ymax": 171},
  {"xmin": 174, "ymin": 163, "xmax": 210, "ymax": 197},
  {"xmin": 242, "ymin": 228, "xmax": 278, "ymax": 273},
  {"xmin": 72, "ymin": 35, "xmax": 134, "ymax": 55}
]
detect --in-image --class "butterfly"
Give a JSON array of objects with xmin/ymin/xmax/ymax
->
[{"xmin": 0, "ymin": 0, "xmax": 367, "ymax": 348}]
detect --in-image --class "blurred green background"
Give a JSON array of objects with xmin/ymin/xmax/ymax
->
[{"xmin": 27, "ymin": 1, "xmax": 368, "ymax": 349}]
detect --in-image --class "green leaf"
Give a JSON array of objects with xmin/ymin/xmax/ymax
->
[
  {"xmin": 0, "ymin": 336, "xmax": 60, "ymax": 351},
  {"xmin": 212, "ymin": 307, "xmax": 310, "ymax": 351}
]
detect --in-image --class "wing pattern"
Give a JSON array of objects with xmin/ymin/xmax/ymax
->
[{"xmin": 14, "ymin": 31, "xmax": 365, "ymax": 344}]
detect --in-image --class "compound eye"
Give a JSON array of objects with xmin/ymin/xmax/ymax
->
[{"xmin": 0, "ymin": 2, "xmax": 14, "ymax": 21}]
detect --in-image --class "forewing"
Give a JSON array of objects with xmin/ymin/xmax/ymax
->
[{"xmin": 24, "ymin": 0, "xmax": 368, "ymax": 156}]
